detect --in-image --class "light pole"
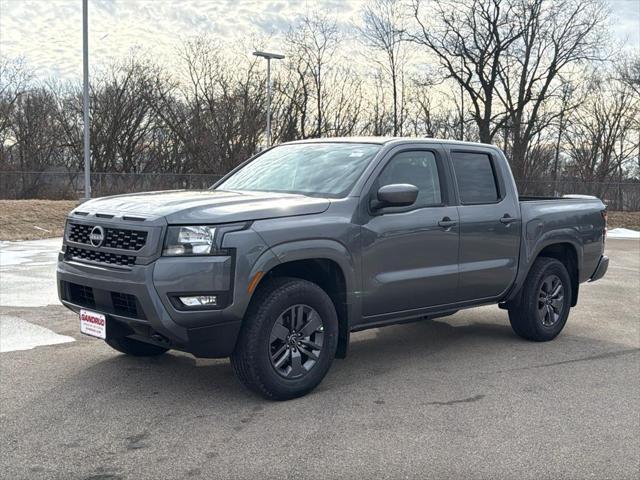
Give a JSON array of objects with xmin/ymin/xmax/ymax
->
[
  {"xmin": 82, "ymin": 0, "xmax": 91, "ymax": 199},
  {"xmin": 253, "ymin": 51, "xmax": 285, "ymax": 148},
  {"xmin": 459, "ymin": 56, "xmax": 464, "ymax": 141}
]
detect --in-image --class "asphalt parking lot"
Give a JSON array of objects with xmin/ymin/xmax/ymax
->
[{"xmin": 1, "ymin": 238, "xmax": 638, "ymax": 480}]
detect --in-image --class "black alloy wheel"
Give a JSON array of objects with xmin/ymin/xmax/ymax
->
[
  {"xmin": 537, "ymin": 274, "xmax": 565, "ymax": 327},
  {"xmin": 269, "ymin": 304, "xmax": 325, "ymax": 379}
]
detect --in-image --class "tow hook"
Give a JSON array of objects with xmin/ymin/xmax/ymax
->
[{"xmin": 150, "ymin": 332, "xmax": 170, "ymax": 346}]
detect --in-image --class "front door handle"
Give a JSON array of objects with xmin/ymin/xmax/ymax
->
[
  {"xmin": 500, "ymin": 214, "xmax": 517, "ymax": 225},
  {"xmin": 438, "ymin": 217, "xmax": 457, "ymax": 229}
]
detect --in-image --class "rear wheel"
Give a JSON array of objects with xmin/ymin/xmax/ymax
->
[
  {"xmin": 508, "ymin": 257, "xmax": 572, "ymax": 342},
  {"xmin": 105, "ymin": 336, "xmax": 168, "ymax": 356},
  {"xmin": 231, "ymin": 277, "xmax": 338, "ymax": 400}
]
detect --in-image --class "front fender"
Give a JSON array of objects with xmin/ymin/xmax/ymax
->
[{"xmin": 269, "ymin": 239, "xmax": 357, "ymax": 297}]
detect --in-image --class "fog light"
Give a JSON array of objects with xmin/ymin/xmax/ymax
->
[{"xmin": 179, "ymin": 295, "xmax": 217, "ymax": 307}]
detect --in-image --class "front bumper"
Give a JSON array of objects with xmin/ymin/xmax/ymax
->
[
  {"xmin": 57, "ymin": 256, "xmax": 242, "ymax": 358},
  {"xmin": 589, "ymin": 255, "xmax": 609, "ymax": 282}
]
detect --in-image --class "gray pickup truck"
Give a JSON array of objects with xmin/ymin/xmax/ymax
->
[{"xmin": 57, "ymin": 138, "xmax": 609, "ymax": 399}]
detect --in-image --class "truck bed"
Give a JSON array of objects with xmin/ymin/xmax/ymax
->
[
  {"xmin": 519, "ymin": 194, "xmax": 599, "ymax": 202},
  {"xmin": 517, "ymin": 196, "xmax": 606, "ymax": 285}
]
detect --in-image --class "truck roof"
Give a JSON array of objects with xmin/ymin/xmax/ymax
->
[{"xmin": 284, "ymin": 136, "xmax": 501, "ymax": 150}]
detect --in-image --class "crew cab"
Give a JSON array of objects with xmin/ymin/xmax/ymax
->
[{"xmin": 57, "ymin": 138, "xmax": 609, "ymax": 400}]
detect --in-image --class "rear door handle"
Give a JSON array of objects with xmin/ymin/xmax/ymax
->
[
  {"xmin": 438, "ymin": 217, "xmax": 457, "ymax": 229},
  {"xmin": 500, "ymin": 215, "xmax": 517, "ymax": 225}
]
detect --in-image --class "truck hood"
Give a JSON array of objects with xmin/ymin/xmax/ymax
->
[{"xmin": 74, "ymin": 190, "xmax": 331, "ymax": 224}]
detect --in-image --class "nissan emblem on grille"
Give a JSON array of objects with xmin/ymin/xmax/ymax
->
[{"xmin": 89, "ymin": 226, "xmax": 105, "ymax": 247}]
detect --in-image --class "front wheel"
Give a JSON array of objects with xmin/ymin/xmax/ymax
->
[
  {"xmin": 508, "ymin": 257, "xmax": 572, "ymax": 342},
  {"xmin": 231, "ymin": 277, "xmax": 338, "ymax": 400}
]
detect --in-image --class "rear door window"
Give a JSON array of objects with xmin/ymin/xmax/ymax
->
[{"xmin": 451, "ymin": 151, "xmax": 500, "ymax": 204}]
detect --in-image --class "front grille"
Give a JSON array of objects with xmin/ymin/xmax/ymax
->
[
  {"xmin": 68, "ymin": 283, "xmax": 95, "ymax": 307},
  {"xmin": 66, "ymin": 246, "xmax": 136, "ymax": 267},
  {"xmin": 68, "ymin": 223, "xmax": 148, "ymax": 251},
  {"xmin": 111, "ymin": 292, "xmax": 138, "ymax": 318}
]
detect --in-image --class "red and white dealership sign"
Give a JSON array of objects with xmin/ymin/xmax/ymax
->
[{"xmin": 80, "ymin": 309, "xmax": 106, "ymax": 339}]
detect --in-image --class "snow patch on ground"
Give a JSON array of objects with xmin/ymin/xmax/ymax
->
[
  {"xmin": 0, "ymin": 237, "xmax": 62, "ymax": 307},
  {"xmin": 0, "ymin": 315, "xmax": 74, "ymax": 353},
  {"xmin": 0, "ymin": 237, "xmax": 61, "ymax": 266},
  {"xmin": 608, "ymin": 228, "xmax": 640, "ymax": 239}
]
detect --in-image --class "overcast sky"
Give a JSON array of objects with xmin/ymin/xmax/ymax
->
[{"xmin": 1, "ymin": 0, "xmax": 638, "ymax": 82}]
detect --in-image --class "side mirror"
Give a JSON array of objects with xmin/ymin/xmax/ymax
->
[{"xmin": 372, "ymin": 184, "xmax": 419, "ymax": 210}]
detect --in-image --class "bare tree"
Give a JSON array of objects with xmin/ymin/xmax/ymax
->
[
  {"xmin": 0, "ymin": 4, "xmax": 637, "ymax": 203},
  {"xmin": 361, "ymin": 70, "xmax": 393, "ymax": 135},
  {"xmin": 618, "ymin": 54, "xmax": 640, "ymax": 176},
  {"xmin": 358, "ymin": 0, "xmax": 407, "ymax": 135},
  {"xmin": 410, "ymin": 0, "xmax": 521, "ymax": 143},
  {"xmin": 286, "ymin": 12, "xmax": 339, "ymax": 137},
  {"xmin": 565, "ymin": 77, "xmax": 638, "ymax": 200},
  {"xmin": 323, "ymin": 66, "xmax": 364, "ymax": 136},
  {"xmin": 407, "ymin": 82, "xmax": 463, "ymax": 139},
  {"xmin": 7, "ymin": 87, "xmax": 63, "ymax": 197},
  {"xmin": 0, "ymin": 57, "xmax": 31, "ymax": 162},
  {"xmin": 496, "ymin": 0, "xmax": 608, "ymax": 180},
  {"xmin": 152, "ymin": 37, "xmax": 264, "ymax": 174},
  {"xmin": 411, "ymin": 0, "xmax": 608, "ymax": 181},
  {"xmin": 619, "ymin": 54, "xmax": 640, "ymax": 97},
  {"xmin": 551, "ymin": 82, "xmax": 573, "ymax": 184}
]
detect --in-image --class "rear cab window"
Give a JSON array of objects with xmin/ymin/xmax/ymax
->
[{"xmin": 451, "ymin": 151, "xmax": 501, "ymax": 204}]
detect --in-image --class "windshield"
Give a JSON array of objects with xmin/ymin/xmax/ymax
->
[{"xmin": 216, "ymin": 143, "xmax": 381, "ymax": 198}]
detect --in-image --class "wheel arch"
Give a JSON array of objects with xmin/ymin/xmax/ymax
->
[
  {"xmin": 507, "ymin": 239, "xmax": 581, "ymax": 307},
  {"xmin": 536, "ymin": 242, "xmax": 579, "ymax": 307},
  {"xmin": 247, "ymin": 240, "xmax": 357, "ymax": 358}
]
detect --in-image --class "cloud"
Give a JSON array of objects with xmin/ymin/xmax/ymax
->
[
  {"xmin": 0, "ymin": 0, "xmax": 368, "ymax": 81},
  {"xmin": 607, "ymin": 0, "xmax": 640, "ymax": 51},
  {"xmin": 0, "ymin": 0, "xmax": 637, "ymax": 83}
]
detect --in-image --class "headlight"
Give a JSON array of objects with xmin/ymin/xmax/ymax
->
[{"xmin": 163, "ymin": 226, "xmax": 219, "ymax": 256}]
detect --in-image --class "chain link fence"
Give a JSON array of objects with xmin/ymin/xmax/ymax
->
[
  {"xmin": 0, "ymin": 171, "xmax": 223, "ymax": 201},
  {"xmin": 518, "ymin": 179, "xmax": 640, "ymax": 211},
  {"xmin": 1, "ymin": 171, "xmax": 639, "ymax": 211}
]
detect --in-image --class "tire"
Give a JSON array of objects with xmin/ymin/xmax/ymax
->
[
  {"xmin": 105, "ymin": 336, "xmax": 169, "ymax": 356},
  {"xmin": 231, "ymin": 277, "xmax": 339, "ymax": 400},
  {"xmin": 508, "ymin": 257, "xmax": 572, "ymax": 342}
]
